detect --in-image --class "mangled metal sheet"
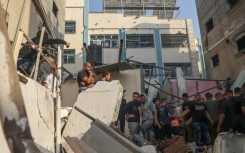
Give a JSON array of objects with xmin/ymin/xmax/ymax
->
[
  {"xmin": 62, "ymin": 80, "xmax": 123, "ymax": 139},
  {"xmin": 213, "ymin": 133, "xmax": 245, "ymax": 153}
]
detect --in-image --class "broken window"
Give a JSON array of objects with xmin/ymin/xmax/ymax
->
[
  {"xmin": 161, "ymin": 34, "xmax": 189, "ymax": 48},
  {"xmin": 236, "ymin": 35, "xmax": 245, "ymax": 53},
  {"xmin": 126, "ymin": 34, "xmax": 154, "ymax": 48},
  {"xmin": 211, "ymin": 54, "xmax": 219, "ymax": 68},
  {"xmin": 165, "ymin": 63, "xmax": 192, "ymax": 77},
  {"xmin": 90, "ymin": 35, "xmax": 118, "ymax": 48},
  {"xmin": 65, "ymin": 21, "xmax": 76, "ymax": 34},
  {"xmin": 131, "ymin": 63, "xmax": 157, "ymax": 77},
  {"xmin": 206, "ymin": 18, "xmax": 214, "ymax": 33},
  {"xmin": 63, "ymin": 49, "xmax": 75, "ymax": 64}
]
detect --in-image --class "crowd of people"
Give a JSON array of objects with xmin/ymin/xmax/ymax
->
[
  {"xmin": 75, "ymin": 61, "xmax": 245, "ymax": 150},
  {"xmin": 116, "ymin": 88, "xmax": 245, "ymax": 149}
]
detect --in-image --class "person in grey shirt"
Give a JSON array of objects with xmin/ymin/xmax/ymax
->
[
  {"xmin": 139, "ymin": 93, "xmax": 159, "ymax": 142},
  {"xmin": 205, "ymin": 92, "xmax": 221, "ymax": 144}
]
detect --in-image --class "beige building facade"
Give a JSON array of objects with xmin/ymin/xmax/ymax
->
[{"xmin": 196, "ymin": 0, "xmax": 245, "ymax": 80}]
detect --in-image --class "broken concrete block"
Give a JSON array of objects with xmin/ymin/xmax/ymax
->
[{"xmin": 62, "ymin": 80, "xmax": 123, "ymax": 140}]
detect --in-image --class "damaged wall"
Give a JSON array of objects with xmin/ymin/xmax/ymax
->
[
  {"xmin": 20, "ymin": 76, "xmax": 55, "ymax": 152},
  {"xmin": 61, "ymin": 69, "xmax": 143, "ymax": 107}
]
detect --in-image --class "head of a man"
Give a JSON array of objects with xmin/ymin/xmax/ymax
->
[
  {"xmin": 83, "ymin": 62, "xmax": 92, "ymax": 72},
  {"xmin": 182, "ymin": 93, "xmax": 189, "ymax": 103},
  {"xmin": 102, "ymin": 71, "xmax": 111, "ymax": 81},
  {"xmin": 194, "ymin": 92, "xmax": 202, "ymax": 103},
  {"xmin": 215, "ymin": 92, "xmax": 223, "ymax": 102},
  {"xmin": 205, "ymin": 92, "xmax": 213, "ymax": 101},
  {"xmin": 160, "ymin": 98, "xmax": 167, "ymax": 105},
  {"xmin": 234, "ymin": 87, "xmax": 241, "ymax": 96},
  {"xmin": 140, "ymin": 94, "xmax": 146, "ymax": 104},
  {"xmin": 225, "ymin": 89, "xmax": 233, "ymax": 99},
  {"xmin": 153, "ymin": 98, "xmax": 160, "ymax": 107},
  {"xmin": 132, "ymin": 92, "xmax": 139, "ymax": 102}
]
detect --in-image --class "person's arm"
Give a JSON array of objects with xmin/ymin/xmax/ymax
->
[
  {"xmin": 138, "ymin": 106, "xmax": 142, "ymax": 117},
  {"xmin": 217, "ymin": 113, "xmax": 225, "ymax": 133},
  {"xmin": 82, "ymin": 70, "xmax": 93, "ymax": 84},
  {"xmin": 205, "ymin": 111, "xmax": 213, "ymax": 125},
  {"xmin": 181, "ymin": 109, "xmax": 190, "ymax": 118},
  {"xmin": 217, "ymin": 101, "xmax": 226, "ymax": 133}
]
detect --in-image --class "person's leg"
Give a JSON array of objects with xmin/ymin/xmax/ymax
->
[
  {"xmin": 201, "ymin": 123, "xmax": 209, "ymax": 145},
  {"xmin": 166, "ymin": 124, "xmax": 172, "ymax": 139},
  {"xmin": 119, "ymin": 117, "xmax": 125, "ymax": 133},
  {"xmin": 192, "ymin": 122, "xmax": 202, "ymax": 146},
  {"xmin": 185, "ymin": 118, "xmax": 195, "ymax": 142}
]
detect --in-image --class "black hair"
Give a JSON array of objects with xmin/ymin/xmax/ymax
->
[
  {"xmin": 152, "ymin": 98, "xmax": 159, "ymax": 103},
  {"xmin": 205, "ymin": 92, "xmax": 213, "ymax": 99},
  {"xmin": 102, "ymin": 71, "xmax": 110, "ymax": 78},
  {"xmin": 234, "ymin": 87, "xmax": 241, "ymax": 94},
  {"xmin": 133, "ymin": 92, "xmax": 139, "ymax": 96},
  {"xmin": 215, "ymin": 92, "xmax": 223, "ymax": 97},
  {"xmin": 182, "ymin": 93, "xmax": 188, "ymax": 98}
]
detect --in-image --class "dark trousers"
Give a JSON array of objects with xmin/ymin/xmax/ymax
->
[
  {"xmin": 156, "ymin": 124, "xmax": 171, "ymax": 140},
  {"xmin": 118, "ymin": 116, "xmax": 125, "ymax": 133},
  {"xmin": 192, "ymin": 122, "xmax": 208, "ymax": 146},
  {"xmin": 208, "ymin": 120, "xmax": 218, "ymax": 144}
]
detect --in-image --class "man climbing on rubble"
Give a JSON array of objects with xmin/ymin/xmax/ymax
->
[
  {"xmin": 139, "ymin": 93, "xmax": 158, "ymax": 143},
  {"xmin": 181, "ymin": 92, "xmax": 213, "ymax": 147},
  {"xmin": 205, "ymin": 92, "xmax": 220, "ymax": 144},
  {"xmin": 156, "ymin": 98, "xmax": 172, "ymax": 140},
  {"xmin": 77, "ymin": 62, "xmax": 94, "ymax": 93},
  {"xmin": 126, "ymin": 92, "xmax": 141, "ymax": 142},
  {"xmin": 115, "ymin": 90, "xmax": 127, "ymax": 133},
  {"xmin": 216, "ymin": 92, "xmax": 237, "ymax": 133},
  {"xmin": 181, "ymin": 93, "xmax": 194, "ymax": 142},
  {"xmin": 17, "ymin": 30, "xmax": 69, "ymax": 76}
]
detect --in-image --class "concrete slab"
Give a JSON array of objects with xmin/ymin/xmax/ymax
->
[
  {"xmin": 62, "ymin": 80, "xmax": 123, "ymax": 139},
  {"xmin": 20, "ymin": 77, "xmax": 55, "ymax": 152}
]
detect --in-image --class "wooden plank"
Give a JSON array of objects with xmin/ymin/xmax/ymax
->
[{"xmin": 33, "ymin": 27, "xmax": 45, "ymax": 80}]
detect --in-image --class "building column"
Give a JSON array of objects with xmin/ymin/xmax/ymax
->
[
  {"xmin": 119, "ymin": 28, "xmax": 126, "ymax": 61},
  {"xmin": 83, "ymin": 0, "xmax": 89, "ymax": 64},
  {"xmin": 198, "ymin": 38, "xmax": 207, "ymax": 79},
  {"xmin": 154, "ymin": 28, "xmax": 164, "ymax": 83}
]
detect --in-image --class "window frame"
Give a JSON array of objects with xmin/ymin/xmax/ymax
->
[
  {"xmin": 211, "ymin": 54, "xmax": 219, "ymax": 68},
  {"xmin": 65, "ymin": 20, "xmax": 76, "ymax": 34},
  {"xmin": 63, "ymin": 49, "xmax": 75, "ymax": 64}
]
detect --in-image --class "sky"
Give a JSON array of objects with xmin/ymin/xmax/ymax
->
[{"xmin": 89, "ymin": 0, "xmax": 201, "ymax": 39}]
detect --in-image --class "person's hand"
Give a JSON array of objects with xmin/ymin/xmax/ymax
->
[
  {"xmin": 89, "ymin": 70, "xmax": 93, "ymax": 75},
  {"xmin": 210, "ymin": 120, "xmax": 214, "ymax": 126},
  {"xmin": 216, "ymin": 126, "xmax": 220, "ymax": 133},
  {"xmin": 66, "ymin": 42, "xmax": 70, "ymax": 48},
  {"xmin": 154, "ymin": 120, "xmax": 159, "ymax": 126},
  {"xmin": 30, "ymin": 44, "xmax": 36, "ymax": 49}
]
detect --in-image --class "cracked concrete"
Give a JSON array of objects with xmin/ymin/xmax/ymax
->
[{"xmin": 20, "ymin": 76, "xmax": 55, "ymax": 152}]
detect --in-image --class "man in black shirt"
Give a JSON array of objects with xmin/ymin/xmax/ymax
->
[
  {"xmin": 216, "ymin": 92, "xmax": 237, "ymax": 133},
  {"xmin": 116, "ymin": 90, "xmax": 127, "ymax": 133},
  {"xmin": 126, "ymin": 92, "xmax": 141, "ymax": 142},
  {"xmin": 181, "ymin": 92, "xmax": 213, "ymax": 146},
  {"xmin": 181, "ymin": 93, "xmax": 194, "ymax": 142},
  {"xmin": 230, "ymin": 87, "xmax": 244, "ymax": 115},
  {"xmin": 77, "ymin": 62, "xmax": 94, "ymax": 93}
]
